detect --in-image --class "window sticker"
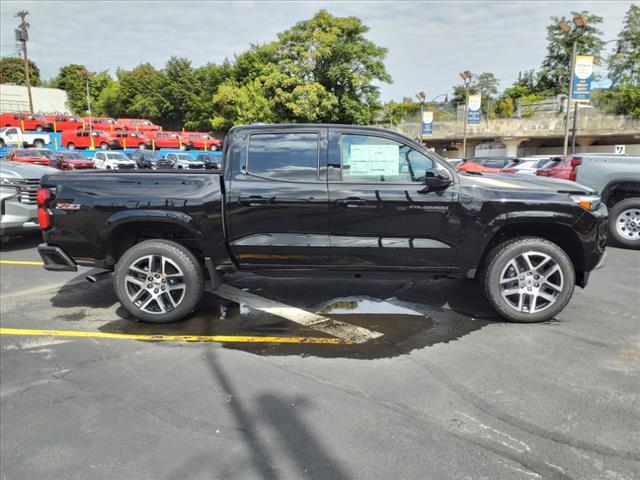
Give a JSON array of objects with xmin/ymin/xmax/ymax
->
[{"xmin": 348, "ymin": 144, "xmax": 399, "ymax": 176}]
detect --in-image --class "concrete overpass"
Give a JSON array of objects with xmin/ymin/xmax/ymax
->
[{"xmin": 380, "ymin": 111, "xmax": 640, "ymax": 158}]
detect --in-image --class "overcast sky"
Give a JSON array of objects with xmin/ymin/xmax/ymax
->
[{"xmin": 0, "ymin": 1, "xmax": 634, "ymax": 101}]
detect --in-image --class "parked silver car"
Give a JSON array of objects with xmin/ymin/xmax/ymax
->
[
  {"xmin": 165, "ymin": 153, "xmax": 206, "ymax": 170},
  {"xmin": 0, "ymin": 162, "xmax": 57, "ymax": 238}
]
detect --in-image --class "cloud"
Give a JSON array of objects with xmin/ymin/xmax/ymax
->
[{"xmin": 0, "ymin": 0, "xmax": 632, "ymax": 101}]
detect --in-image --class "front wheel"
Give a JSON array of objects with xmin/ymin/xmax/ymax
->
[
  {"xmin": 608, "ymin": 198, "xmax": 640, "ymax": 249},
  {"xmin": 36, "ymin": 125, "xmax": 44, "ymax": 132},
  {"xmin": 482, "ymin": 237, "xmax": 575, "ymax": 323},
  {"xmin": 114, "ymin": 240, "xmax": 204, "ymax": 323},
  {"xmin": 67, "ymin": 143, "xmax": 76, "ymax": 150},
  {"xmin": 138, "ymin": 143, "xmax": 147, "ymax": 150},
  {"xmin": 100, "ymin": 142, "xmax": 109, "ymax": 150},
  {"xmin": 210, "ymin": 145, "xmax": 218, "ymax": 151},
  {"xmin": 33, "ymin": 139, "xmax": 44, "ymax": 148}
]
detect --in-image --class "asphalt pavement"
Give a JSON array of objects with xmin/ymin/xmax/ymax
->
[{"xmin": 1, "ymin": 237, "xmax": 639, "ymax": 480}]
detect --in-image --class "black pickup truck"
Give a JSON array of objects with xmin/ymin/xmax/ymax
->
[{"xmin": 37, "ymin": 124, "xmax": 608, "ymax": 324}]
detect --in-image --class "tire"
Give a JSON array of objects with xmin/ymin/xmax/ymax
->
[
  {"xmin": 114, "ymin": 239, "xmax": 204, "ymax": 323},
  {"xmin": 482, "ymin": 237, "xmax": 575, "ymax": 323},
  {"xmin": 36, "ymin": 125, "xmax": 43, "ymax": 132},
  {"xmin": 138, "ymin": 143, "xmax": 147, "ymax": 150},
  {"xmin": 33, "ymin": 139, "xmax": 44, "ymax": 148},
  {"xmin": 67, "ymin": 143, "xmax": 76, "ymax": 150},
  {"xmin": 210, "ymin": 145, "xmax": 218, "ymax": 151},
  {"xmin": 608, "ymin": 198, "xmax": 640, "ymax": 249},
  {"xmin": 100, "ymin": 142, "xmax": 109, "ymax": 150},
  {"xmin": 0, "ymin": 139, "xmax": 4, "ymax": 148}
]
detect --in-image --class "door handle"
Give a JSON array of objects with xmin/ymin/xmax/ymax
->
[
  {"xmin": 238, "ymin": 196, "xmax": 270, "ymax": 206},
  {"xmin": 336, "ymin": 197, "xmax": 366, "ymax": 207}
]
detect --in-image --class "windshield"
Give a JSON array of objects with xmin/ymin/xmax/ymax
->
[
  {"xmin": 143, "ymin": 152, "xmax": 163, "ymax": 160},
  {"xmin": 105, "ymin": 153, "xmax": 128, "ymax": 160},
  {"xmin": 16, "ymin": 150, "xmax": 44, "ymax": 157},
  {"xmin": 176, "ymin": 154, "xmax": 195, "ymax": 161}
]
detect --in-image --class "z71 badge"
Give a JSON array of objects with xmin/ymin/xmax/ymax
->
[{"xmin": 55, "ymin": 203, "xmax": 81, "ymax": 211}]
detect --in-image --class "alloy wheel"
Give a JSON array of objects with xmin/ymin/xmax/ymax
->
[
  {"xmin": 124, "ymin": 254, "xmax": 186, "ymax": 315},
  {"xmin": 499, "ymin": 251, "xmax": 564, "ymax": 314}
]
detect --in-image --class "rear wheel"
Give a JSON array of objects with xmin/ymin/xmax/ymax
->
[
  {"xmin": 36, "ymin": 125, "xmax": 44, "ymax": 132},
  {"xmin": 482, "ymin": 237, "xmax": 575, "ymax": 323},
  {"xmin": 100, "ymin": 142, "xmax": 109, "ymax": 150},
  {"xmin": 138, "ymin": 143, "xmax": 147, "ymax": 150},
  {"xmin": 67, "ymin": 143, "xmax": 76, "ymax": 150},
  {"xmin": 210, "ymin": 145, "xmax": 218, "ymax": 151},
  {"xmin": 0, "ymin": 139, "xmax": 4, "ymax": 148},
  {"xmin": 33, "ymin": 139, "xmax": 44, "ymax": 148},
  {"xmin": 609, "ymin": 198, "xmax": 640, "ymax": 249},
  {"xmin": 114, "ymin": 240, "xmax": 204, "ymax": 323}
]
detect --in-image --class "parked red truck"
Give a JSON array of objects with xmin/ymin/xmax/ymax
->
[
  {"xmin": 82, "ymin": 117, "xmax": 124, "ymax": 132},
  {"xmin": 1, "ymin": 112, "xmax": 52, "ymax": 132},
  {"xmin": 148, "ymin": 131, "xmax": 192, "ymax": 150},
  {"xmin": 181, "ymin": 132, "xmax": 222, "ymax": 151}
]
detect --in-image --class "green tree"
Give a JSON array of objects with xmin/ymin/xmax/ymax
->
[
  {"xmin": 608, "ymin": 4, "xmax": 640, "ymax": 87},
  {"xmin": 594, "ymin": 84, "xmax": 640, "ymax": 117},
  {"xmin": 213, "ymin": 10, "xmax": 391, "ymax": 129},
  {"xmin": 538, "ymin": 11, "xmax": 605, "ymax": 95},
  {"xmin": 495, "ymin": 96, "xmax": 515, "ymax": 118},
  {"xmin": 0, "ymin": 56, "xmax": 42, "ymax": 86},
  {"xmin": 98, "ymin": 63, "xmax": 164, "ymax": 120},
  {"xmin": 50, "ymin": 64, "xmax": 113, "ymax": 115},
  {"xmin": 451, "ymin": 72, "xmax": 499, "ymax": 103}
]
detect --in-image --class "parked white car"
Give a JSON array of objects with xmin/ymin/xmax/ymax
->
[
  {"xmin": 509, "ymin": 156, "xmax": 556, "ymax": 175},
  {"xmin": 0, "ymin": 127, "xmax": 51, "ymax": 149},
  {"xmin": 92, "ymin": 151, "xmax": 137, "ymax": 170}
]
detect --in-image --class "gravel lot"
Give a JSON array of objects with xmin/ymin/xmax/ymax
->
[{"xmin": 1, "ymin": 235, "xmax": 639, "ymax": 480}]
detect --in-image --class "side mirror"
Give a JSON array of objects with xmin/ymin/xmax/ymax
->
[{"xmin": 423, "ymin": 169, "xmax": 452, "ymax": 191}]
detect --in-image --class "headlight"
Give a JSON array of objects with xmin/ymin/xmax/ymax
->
[
  {"xmin": 570, "ymin": 194, "xmax": 601, "ymax": 211},
  {"xmin": 1, "ymin": 178, "xmax": 22, "ymax": 187}
]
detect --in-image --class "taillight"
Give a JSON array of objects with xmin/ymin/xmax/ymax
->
[
  {"xmin": 501, "ymin": 168, "xmax": 517, "ymax": 174},
  {"xmin": 37, "ymin": 187, "xmax": 52, "ymax": 230},
  {"xmin": 569, "ymin": 157, "xmax": 581, "ymax": 181}
]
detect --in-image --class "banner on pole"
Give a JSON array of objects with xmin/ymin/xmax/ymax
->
[
  {"xmin": 467, "ymin": 95, "xmax": 481, "ymax": 124},
  {"xmin": 421, "ymin": 111, "xmax": 433, "ymax": 135},
  {"xmin": 572, "ymin": 55, "xmax": 593, "ymax": 102}
]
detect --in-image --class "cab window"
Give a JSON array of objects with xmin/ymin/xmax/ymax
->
[
  {"xmin": 339, "ymin": 134, "xmax": 433, "ymax": 183},
  {"xmin": 247, "ymin": 132, "xmax": 319, "ymax": 182}
]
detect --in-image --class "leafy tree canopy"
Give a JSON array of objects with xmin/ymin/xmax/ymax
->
[{"xmin": 0, "ymin": 56, "xmax": 42, "ymax": 86}]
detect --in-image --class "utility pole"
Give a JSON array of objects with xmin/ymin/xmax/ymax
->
[
  {"xmin": 561, "ymin": 15, "xmax": 587, "ymax": 155},
  {"xmin": 15, "ymin": 10, "xmax": 34, "ymax": 113}
]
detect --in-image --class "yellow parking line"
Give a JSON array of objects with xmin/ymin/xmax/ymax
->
[
  {"xmin": 0, "ymin": 327, "xmax": 350, "ymax": 345},
  {"xmin": 0, "ymin": 260, "xmax": 44, "ymax": 266}
]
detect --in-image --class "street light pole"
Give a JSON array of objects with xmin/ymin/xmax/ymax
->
[
  {"xmin": 415, "ymin": 91, "xmax": 427, "ymax": 142},
  {"xmin": 561, "ymin": 15, "xmax": 587, "ymax": 155},
  {"xmin": 459, "ymin": 71, "xmax": 473, "ymax": 158}
]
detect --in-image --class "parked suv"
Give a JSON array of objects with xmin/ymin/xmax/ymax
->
[
  {"xmin": 92, "ymin": 151, "xmax": 137, "ymax": 170},
  {"xmin": 165, "ymin": 152, "xmax": 205, "ymax": 169},
  {"xmin": 127, "ymin": 151, "xmax": 174, "ymax": 169},
  {"xmin": 62, "ymin": 130, "xmax": 121, "ymax": 150},
  {"xmin": 1, "ymin": 162, "xmax": 57, "ymax": 238},
  {"xmin": 195, "ymin": 152, "xmax": 221, "ymax": 169},
  {"xmin": 1, "ymin": 112, "xmax": 52, "ymax": 132}
]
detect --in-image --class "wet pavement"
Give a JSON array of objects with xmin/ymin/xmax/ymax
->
[{"xmin": 1, "ymin": 238, "xmax": 639, "ymax": 479}]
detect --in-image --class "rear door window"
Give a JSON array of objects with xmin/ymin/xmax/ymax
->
[{"xmin": 247, "ymin": 132, "xmax": 319, "ymax": 182}]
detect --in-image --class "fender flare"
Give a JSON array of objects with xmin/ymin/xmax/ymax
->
[{"xmin": 102, "ymin": 209, "xmax": 211, "ymax": 259}]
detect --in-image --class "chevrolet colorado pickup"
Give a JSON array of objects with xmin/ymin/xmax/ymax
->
[{"xmin": 36, "ymin": 124, "xmax": 608, "ymax": 324}]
